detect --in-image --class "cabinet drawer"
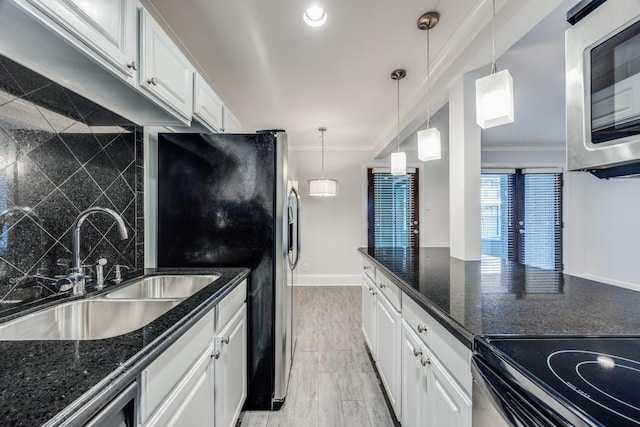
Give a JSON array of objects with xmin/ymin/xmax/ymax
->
[
  {"xmin": 216, "ymin": 279, "xmax": 246, "ymax": 332},
  {"xmin": 140, "ymin": 309, "xmax": 214, "ymax": 422},
  {"xmin": 402, "ymin": 296, "xmax": 471, "ymax": 393},
  {"xmin": 376, "ymin": 271, "xmax": 401, "ymax": 311},
  {"xmin": 362, "ymin": 258, "xmax": 375, "ymax": 282}
]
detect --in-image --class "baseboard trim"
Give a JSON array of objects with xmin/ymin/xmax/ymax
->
[
  {"xmin": 571, "ymin": 273, "xmax": 640, "ymax": 292},
  {"xmin": 293, "ymin": 274, "xmax": 360, "ymax": 287}
]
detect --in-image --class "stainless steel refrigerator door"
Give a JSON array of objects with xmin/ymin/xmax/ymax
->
[
  {"xmin": 287, "ymin": 186, "xmax": 301, "ymax": 380},
  {"xmin": 273, "ymin": 132, "xmax": 290, "ymax": 405}
]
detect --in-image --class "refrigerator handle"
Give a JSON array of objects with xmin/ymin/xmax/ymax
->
[{"xmin": 289, "ymin": 187, "xmax": 301, "ymax": 270}]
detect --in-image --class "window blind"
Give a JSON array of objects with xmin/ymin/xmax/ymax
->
[
  {"xmin": 522, "ymin": 173, "xmax": 563, "ymax": 270},
  {"xmin": 481, "ymin": 171, "xmax": 562, "ymax": 271},
  {"xmin": 480, "ymin": 174, "xmax": 514, "ymax": 260},
  {"xmin": 373, "ymin": 172, "xmax": 414, "ymax": 247}
]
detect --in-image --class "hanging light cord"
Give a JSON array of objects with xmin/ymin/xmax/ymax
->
[
  {"xmin": 320, "ymin": 129, "xmax": 325, "ymax": 179},
  {"xmin": 491, "ymin": 0, "xmax": 497, "ymax": 74},
  {"xmin": 396, "ymin": 78, "xmax": 400, "ymax": 152},
  {"xmin": 426, "ymin": 26, "xmax": 431, "ymax": 129}
]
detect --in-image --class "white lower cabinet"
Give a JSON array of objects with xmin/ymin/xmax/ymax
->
[
  {"xmin": 145, "ymin": 343, "xmax": 216, "ymax": 426},
  {"xmin": 428, "ymin": 355, "xmax": 471, "ymax": 427},
  {"xmin": 401, "ymin": 320, "xmax": 471, "ymax": 427},
  {"xmin": 141, "ymin": 280, "xmax": 247, "ymax": 427},
  {"xmin": 360, "ymin": 257, "xmax": 472, "ymax": 426},
  {"xmin": 401, "ymin": 321, "xmax": 427, "ymax": 427},
  {"xmin": 214, "ymin": 304, "xmax": 247, "ymax": 427},
  {"xmin": 361, "ymin": 275, "xmax": 376, "ymax": 356},
  {"xmin": 375, "ymin": 290, "xmax": 401, "ymax": 420}
]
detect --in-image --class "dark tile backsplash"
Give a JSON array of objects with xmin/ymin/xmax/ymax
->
[{"xmin": 0, "ymin": 54, "xmax": 144, "ymax": 307}]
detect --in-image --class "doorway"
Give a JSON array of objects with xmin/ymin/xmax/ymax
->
[
  {"xmin": 481, "ymin": 169, "xmax": 563, "ymax": 270},
  {"xmin": 367, "ymin": 168, "xmax": 419, "ymax": 248}
]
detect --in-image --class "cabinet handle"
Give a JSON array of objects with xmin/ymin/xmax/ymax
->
[
  {"xmin": 147, "ymin": 77, "xmax": 158, "ymax": 86},
  {"xmin": 221, "ymin": 336, "xmax": 230, "ymax": 345},
  {"xmin": 127, "ymin": 61, "xmax": 138, "ymax": 71},
  {"xmin": 363, "ymin": 266, "xmax": 371, "ymax": 270},
  {"xmin": 413, "ymin": 348, "xmax": 422, "ymax": 357},
  {"xmin": 211, "ymin": 351, "xmax": 221, "ymax": 359},
  {"xmin": 417, "ymin": 324, "xmax": 427, "ymax": 333},
  {"xmin": 379, "ymin": 282, "xmax": 386, "ymax": 289},
  {"xmin": 420, "ymin": 356, "xmax": 431, "ymax": 366},
  {"xmin": 371, "ymin": 291, "xmax": 377, "ymax": 296}
]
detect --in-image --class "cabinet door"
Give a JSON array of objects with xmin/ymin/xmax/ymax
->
[
  {"xmin": 139, "ymin": 8, "xmax": 193, "ymax": 121},
  {"xmin": 361, "ymin": 278, "xmax": 375, "ymax": 356},
  {"xmin": 144, "ymin": 344, "xmax": 216, "ymax": 427},
  {"xmin": 427, "ymin": 355, "xmax": 472, "ymax": 427},
  {"xmin": 401, "ymin": 321, "xmax": 428, "ymax": 427},
  {"xmin": 375, "ymin": 292, "xmax": 401, "ymax": 420},
  {"xmin": 194, "ymin": 72, "xmax": 223, "ymax": 132},
  {"xmin": 222, "ymin": 106, "xmax": 242, "ymax": 133},
  {"xmin": 215, "ymin": 303, "xmax": 247, "ymax": 427},
  {"xmin": 26, "ymin": 0, "xmax": 137, "ymax": 82}
]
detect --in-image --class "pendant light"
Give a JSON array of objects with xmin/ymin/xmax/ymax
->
[
  {"xmin": 475, "ymin": 0, "xmax": 514, "ymax": 129},
  {"xmin": 417, "ymin": 11, "xmax": 441, "ymax": 162},
  {"xmin": 390, "ymin": 69, "xmax": 407, "ymax": 176},
  {"xmin": 308, "ymin": 127, "xmax": 338, "ymax": 197}
]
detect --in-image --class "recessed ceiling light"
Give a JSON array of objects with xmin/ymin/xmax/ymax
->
[{"xmin": 304, "ymin": 5, "xmax": 327, "ymax": 27}]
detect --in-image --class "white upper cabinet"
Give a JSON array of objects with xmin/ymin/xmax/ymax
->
[
  {"xmin": 139, "ymin": 7, "xmax": 193, "ymax": 123},
  {"xmin": 193, "ymin": 72, "xmax": 224, "ymax": 132},
  {"xmin": 222, "ymin": 106, "xmax": 242, "ymax": 133},
  {"xmin": 25, "ymin": 0, "xmax": 138, "ymax": 83}
]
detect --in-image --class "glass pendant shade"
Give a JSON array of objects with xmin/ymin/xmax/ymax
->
[
  {"xmin": 390, "ymin": 152, "xmax": 407, "ymax": 176},
  {"xmin": 308, "ymin": 178, "xmax": 338, "ymax": 197},
  {"xmin": 475, "ymin": 69, "xmax": 514, "ymax": 129},
  {"xmin": 417, "ymin": 127, "xmax": 441, "ymax": 161}
]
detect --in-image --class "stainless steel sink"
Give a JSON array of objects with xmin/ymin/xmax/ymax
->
[
  {"xmin": 0, "ymin": 299, "xmax": 180, "ymax": 340},
  {"xmin": 102, "ymin": 275, "xmax": 220, "ymax": 299}
]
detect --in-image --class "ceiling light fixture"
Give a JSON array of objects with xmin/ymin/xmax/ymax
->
[
  {"xmin": 303, "ymin": 5, "xmax": 327, "ymax": 27},
  {"xmin": 417, "ymin": 11, "xmax": 441, "ymax": 162},
  {"xmin": 475, "ymin": 0, "xmax": 514, "ymax": 129},
  {"xmin": 390, "ymin": 69, "xmax": 407, "ymax": 176},
  {"xmin": 308, "ymin": 127, "xmax": 338, "ymax": 197}
]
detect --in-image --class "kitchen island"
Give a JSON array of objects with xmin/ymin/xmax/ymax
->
[
  {"xmin": 359, "ymin": 247, "xmax": 640, "ymax": 426},
  {"xmin": 0, "ymin": 267, "xmax": 249, "ymax": 426},
  {"xmin": 359, "ymin": 246, "xmax": 640, "ymax": 346}
]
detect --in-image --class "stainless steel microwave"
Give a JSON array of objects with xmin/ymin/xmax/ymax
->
[{"xmin": 566, "ymin": 0, "xmax": 640, "ymax": 176}]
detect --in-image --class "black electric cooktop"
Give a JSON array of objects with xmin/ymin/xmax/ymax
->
[{"xmin": 477, "ymin": 336, "xmax": 640, "ymax": 426}]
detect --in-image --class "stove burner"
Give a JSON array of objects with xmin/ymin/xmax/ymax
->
[{"xmin": 547, "ymin": 350, "xmax": 640, "ymax": 425}]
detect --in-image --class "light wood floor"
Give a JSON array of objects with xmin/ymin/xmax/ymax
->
[{"xmin": 240, "ymin": 286, "xmax": 396, "ymax": 427}]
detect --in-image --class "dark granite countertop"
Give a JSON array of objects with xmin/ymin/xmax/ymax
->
[
  {"xmin": 359, "ymin": 247, "xmax": 640, "ymax": 348},
  {"xmin": 0, "ymin": 267, "xmax": 250, "ymax": 427}
]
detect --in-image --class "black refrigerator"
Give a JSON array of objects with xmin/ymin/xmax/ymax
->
[{"xmin": 157, "ymin": 130, "xmax": 300, "ymax": 410}]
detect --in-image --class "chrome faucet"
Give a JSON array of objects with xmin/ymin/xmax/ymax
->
[{"xmin": 66, "ymin": 207, "xmax": 129, "ymax": 295}]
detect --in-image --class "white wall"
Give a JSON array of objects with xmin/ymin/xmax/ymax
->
[
  {"xmin": 290, "ymin": 150, "xmax": 370, "ymax": 285},
  {"xmin": 564, "ymin": 172, "xmax": 640, "ymax": 291},
  {"xmin": 290, "ymin": 105, "xmax": 451, "ymax": 285}
]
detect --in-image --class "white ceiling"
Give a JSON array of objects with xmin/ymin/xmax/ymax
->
[{"xmin": 144, "ymin": 0, "xmax": 574, "ymax": 152}]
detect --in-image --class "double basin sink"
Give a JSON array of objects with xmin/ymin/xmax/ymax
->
[{"xmin": 0, "ymin": 275, "xmax": 220, "ymax": 341}]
